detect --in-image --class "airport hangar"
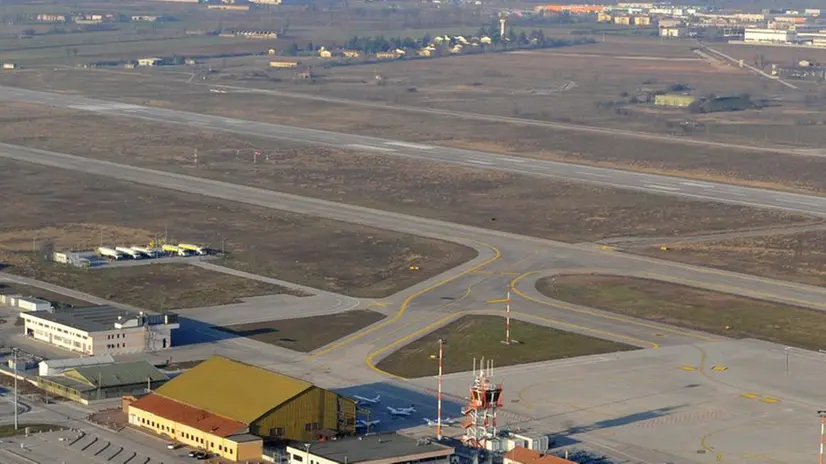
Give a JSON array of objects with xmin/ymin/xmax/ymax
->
[{"xmin": 126, "ymin": 356, "xmax": 358, "ymax": 462}]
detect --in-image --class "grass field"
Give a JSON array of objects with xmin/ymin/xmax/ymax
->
[
  {"xmin": 633, "ymin": 230, "xmax": 826, "ymax": 287},
  {"xmin": 537, "ymin": 274, "xmax": 826, "ymax": 350},
  {"xmin": 4, "ymin": 64, "xmax": 826, "ymax": 195},
  {"xmin": 0, "ymin": 102, "xmax": 813, "ymax": 243},
  {"xmin": 0, "ymin": 159, "xmax": 476, "ymax": 298},
  {"xmin": 0, "ymin": 282, "xmax": 91, "ymax": 308},
  {"xmin": 218, "ymin": 310, "xmax": 385, "ymax": 352},
  {"xmin": 2, "ymin": 261, "xmax": 294, "ymax": 311},
  {"xmin": 376, "ymin": 315, "xmax": 636, "ymax": 378},
  {"xmin": 0, "ymin": 424, "xmax": 62, "ymax": 437}
]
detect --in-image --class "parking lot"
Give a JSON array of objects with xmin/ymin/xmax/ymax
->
[{"xmin": 0, "ymin": 428, "xmax": 197, "ymax": 464}]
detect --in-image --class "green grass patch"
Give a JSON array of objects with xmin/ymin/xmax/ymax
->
[
  {"xmin": 0, "ymin": 424, "xmax": 63, "ymax": 437},
  {"xmin": 537, "ymin": 274, "xmax": 826, "ymax": 350},
  {"xmin": 218, "ymin": 309, "xmax": 385, "ymax": 352},
  {"xmin": 376, "ymin": 315, "xmax": 636, "ymax": 378}
]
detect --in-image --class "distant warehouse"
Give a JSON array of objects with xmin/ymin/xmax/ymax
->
[
  {"xmin": 20, "ymin": 306, "xmax": 179, "ymax": 355},
  {"xmin": 126, "ymin": 356, "xmax": 357, "ymax": 462}
]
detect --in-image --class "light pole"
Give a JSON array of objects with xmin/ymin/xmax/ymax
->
[
  {"xmin": 12, "ymin": 347, "xmax": 19, "ymax": 430},
  {"xmin": 303, "ymin": 443, "xmax": 311, "ymax": 464},
  {"xmin": 819, "ymin": 410, "xmax": 826, "ymax": 464}
]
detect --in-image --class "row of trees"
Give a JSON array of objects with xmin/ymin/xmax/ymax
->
[{"xmin": 281, "ymin": 26, "xmax": 587, "ymax": 56}]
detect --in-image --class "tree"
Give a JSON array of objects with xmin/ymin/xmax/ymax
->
[{"xmin": 285, "ymin": 42, "xmax": 299, "ymax": 56}]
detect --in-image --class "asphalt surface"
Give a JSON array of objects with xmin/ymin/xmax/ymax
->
[{"xmin": 1, "ymin": 85, "xmax": 826, "ymax": 216}]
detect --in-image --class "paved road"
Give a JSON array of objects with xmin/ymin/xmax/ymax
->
[{"xmin": 1, "ymin": 86, "xmax": 826, "ymax": 216}]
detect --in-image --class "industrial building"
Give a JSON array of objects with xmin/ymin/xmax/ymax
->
[
  {"xmin": 38, "ymin": 354, "xmax": 115, "ymax": 376},
  {"xmin": 127, "ymin": 356, "xmax": 356, "ymax": 461},
  {"xmin": 286, "ymin": 433, "xmax": 454, "ymax": 464},
  {"xmin": 127, "ymin": 393, "xmax": 263, "ymax": 462},
  {"xmin": 38, "ymin": 360, "xmax": 168, "ymax": 404},
  {"xmin": 0, "ymin": 293, "xmax": 52, "ymax": 312},
  {"xmin": 20, "ymin": 306, "xmax": 179, "ymax": 355},
  {"xmin": 744, "ymin": 28, "xmax": 796, "ymax": 44}
]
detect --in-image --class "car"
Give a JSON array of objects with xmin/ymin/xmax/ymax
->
[
  {"xmin": 195, "ymin": 452, "xmax": 209, "ymax": 460},
  {"xmin": 167, "ymin": 443, "xmax": 180, "ymax": 450},
  {"xmin": 188, "ymin": 450, "xmax": 199, "ymax": 458}
]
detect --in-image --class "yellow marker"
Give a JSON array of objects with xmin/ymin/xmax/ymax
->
[
  {"xmin": 711, "ymin": 365, "xmax": 728, "ymax": 372},
  {"xmin": 660, "ymin": 245, "xmax": 669, "ymax": 251},
  {"xmin": 679, "ymin": 366, "xmax": 697, "ymax": 371},
  {"xmin": 761, "ymin": 397, "xmax": 780, "ymax": 404},
  {"xmin": 655, "ymin": 333, "xmax": 666, "ymax": 337},
  {"xmin": 369, "ymin": 301, "xmax": 389, "ymax": 308},
  {"xmin": 740, "ymin": 393, "xmax": 759, "ymax": 399},
  {"xmin": 487, "ymin": 298, "xmax": 508, "ymax": 304},
  {"xmin": 600, "ymin": 245, "xmax": 615, "ymax": 251}
]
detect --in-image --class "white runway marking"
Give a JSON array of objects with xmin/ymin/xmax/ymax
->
[
  {"xmin": 347, "ymin": 144, "xmax": 397, "ymax": 152},
  {"xmin": 681, "ymin": 181, "xmax": 714, "ymax": 188},
  {"xmin": 467, "ymin": 159, "xmax": 494, "ymax": 165},
  {"xmin": 504, "ymin": 158, "xmax": 526, "ymax": 163},
  {"xmin": 643, "ymin": 184, "xmax": 680, "ymax": 191},
  {"xmin": 385, "ymin": 141, "xmax": 434, "ymax": 150}
]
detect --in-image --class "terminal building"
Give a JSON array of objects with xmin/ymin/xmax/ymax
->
[
  {"xmin": 20, "ymin": 305, "xmax": 179, "ymax": 355},
  {"xmin": 126, "ymin": 356, "xmax": 358, "ymax": 462}
]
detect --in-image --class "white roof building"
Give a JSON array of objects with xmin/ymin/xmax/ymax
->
[{"xmin": 39, "ymin": 354, "xmax": 115, "ymax": 376}]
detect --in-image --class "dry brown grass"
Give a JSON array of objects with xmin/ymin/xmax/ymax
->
[
  {"xmin": 632, "ymin": 230, "xmax": 826, "ymax": 287},
  {"xmin": 0, "ymin": 159, "xmax": 476, "ymax": 298},
  {"xmin": 538, "ymin": 274, "xmax": 826, "ymax": 350},
  {"xmin": 1, "ymin": 65, "xmax": 822, "ymax": 195},
  {"xmin": 0, "ymin": 102, "xmax": 813, "ymax": 243}
]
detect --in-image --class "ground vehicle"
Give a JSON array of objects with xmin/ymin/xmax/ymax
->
[
  {"xmin": 195, "ymin": 451, "xmax": 209, "ymax": 460},
  {"xmin": 97, "ymin": 247, "xmax": 123, "ymax": 260},
  {"xmin": 116, "ymin": 246, "xmax": 143, "ymax": 259},
  {"xmin": 162, "ymin": 244, "xmax": 191, "ymax": 257},
  {"xmin": 167, "ymin": 443, "xmax": 179, "ymax": 450},
  {"xmin": 178, "ymin": 243, "xmax": 209, "ymax": 256},
  {"xmin": 187, "ymin": 450, "xmax": 198, "ymax": 457}
]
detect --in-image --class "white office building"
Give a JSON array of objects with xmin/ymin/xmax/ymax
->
[
  {"xmin": 21, "ymin": 306, "xmax": 179, "ymax": 356},
  {"xmin": 744, "ymin": 28, "xmax": 796, "ymax": 44}
]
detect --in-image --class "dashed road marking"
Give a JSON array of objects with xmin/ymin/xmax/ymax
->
[
  {"xmin": 679, "ymin": 366, "xmax": 697, "ymax": 371},
  {"xmin": 711, "ymin": 365, "xmax": 728, "ymax": 372},
  {"xmin": 467, "ymin": 159, "xmax": 494, "ymax": 165},
  {"xmin": 741, "ymin": 393, "xmax": 759, "ymax": 399}
]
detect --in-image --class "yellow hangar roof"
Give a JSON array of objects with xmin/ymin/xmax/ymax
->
[{"xmin": 155, "ymin": 356, "xmax": 313, "ymax": 424}]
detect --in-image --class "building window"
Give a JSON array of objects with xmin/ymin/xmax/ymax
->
[
  {"xmin": 293, "ymin": 455, "xmax": 303, "ymax": 462},
  {"xmin": 271, "ymin": 427, "xmax": 285, "ymax": 437},
  {"xmin": 304, "ymin": 422, "xmax": 319, "ymax": 431}
]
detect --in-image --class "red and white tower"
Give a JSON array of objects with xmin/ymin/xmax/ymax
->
[{"xmin": 461, "ymin": 358, "xmax": 503, "ymax": 449}]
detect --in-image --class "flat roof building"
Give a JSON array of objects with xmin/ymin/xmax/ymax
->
[
  {"xmin": 286, "ymin": 433, "xmax": 454, "ymax": 464},
  {"xmin": 20, "ymin": 306, "xmax": 179, "ymax": 356},
  {"xmin": 38, "ymin": 360, "xmax": 168, "ymax": 404}
]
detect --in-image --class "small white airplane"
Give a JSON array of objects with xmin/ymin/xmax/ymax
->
[
  {"xmin": 355, "ymin": 419, "xmax": 381, "ymax": 429},
  {"xmin": 387, "ymin": 406, "xmax": 416, "ymax": 416},
  {"xmin": 424, "ymin": 417, "xmax": 458, "ymax": 426},
  {"xmin": 353, "ymin": 394, "xmax": 381, "ymax": 405}
]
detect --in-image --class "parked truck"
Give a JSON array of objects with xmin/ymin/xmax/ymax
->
[
  {"xmin": 97, "ymin": 247, "xmax": 123, "ymax": 261},
  {"xmin": 132, "ymin": 246, "xmax": 161, "ymax": 258},
  {"xmin": 161, "ymin": 244, "xmax": 190, "ymax": 257},
  {"xmin": 115, "ymin": 246, "xmax": 143, "ymax": 259},
  {"xmin": 178, "ymin": 243, "xmax": 209, "ymax": 256}
]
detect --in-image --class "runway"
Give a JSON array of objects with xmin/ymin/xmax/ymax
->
[{"xmin": 0, "ymin": 85, "xmax": 825, "ymax": 217}]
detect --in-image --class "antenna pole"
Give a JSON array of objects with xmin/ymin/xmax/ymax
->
[
  {"xmin": 505, "ymin": 290, "xmax": 511, "ymax": 344},
  {"xmin": 437, "ymin": 338, "xmax": 444, "ymax": 441}
]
